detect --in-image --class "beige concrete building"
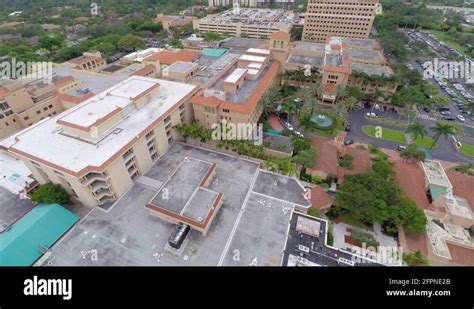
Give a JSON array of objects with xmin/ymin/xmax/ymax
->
[
  {"xmin": 0, "ymin": 76, "xmax": 79, "ymax": 138},
  {"xmin": 193, "ymin": 8, "xmax": 294, "ymax": 39},
  {"xmin": 281, "ymin": 36, "xmax": 397, "ymax": 103},
  {"xmin": 67, "ymin": 51, "xmax": 107, "ymax": 72},
  {"xmin": 155, "ymin": 14, "xmax": 197, "ymax": 32},
  {"xmin": 191, "ymin": 47, "xmax": 279, "ymax": 130},
  {"xmin": 1, "ymin": 76, "xmax": 199, "ymax": 207},
  {"xmin": 303, "ymin": 0, "xmax": 380, "ymax": 43}
]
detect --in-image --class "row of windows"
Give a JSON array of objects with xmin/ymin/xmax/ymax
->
[{"xmin": 310, "ymin": 1, "xmax": 376, "ymax": 6}]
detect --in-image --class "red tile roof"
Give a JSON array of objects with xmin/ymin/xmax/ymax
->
[
  {"xmin": 309, "ymin": 186, "xmax": 333, "ymax": 210},
  {"xmin": 131, "ymin": 64, "xmax": 156, "ymax": 77},
  {"xmin": 337, "ymin": 147, "xmax": 372, "ymax": 180},
  {"xmin": 270, "ymin": 31, "xmax": 290, "ymax": 40},
  {"xmin": 309, "ymin": 137, "xmax": 339, "ymax": 176},
  {"xmin": 394, "ymin": 161, "xmax": 430, "ymax": 210},
  {"xmin": 0, "ymin": 87, "xmax": 9, "ymax": 96},
  {"xmin": 446, "ymin": 243, "xmax": 474, "ymax": 265},
  {"xmin": 446, "ymin": 171, "xmax": 474, "ymax": 211},
  {"xmin": 321, "ymin": 65, "xmax": 352, "ymax": 75},
  {"xmin": 146, "ymin": 50, "xmax": 201, "ymax": 65}
]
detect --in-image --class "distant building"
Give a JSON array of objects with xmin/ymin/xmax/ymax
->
[
  {"xmin": 193, "ymin": 8, "xmax": 294, "ymax": 39},
  {"xmin": 67, "ymin": 51, "xmax": 107, "ymax": 72},
  {"xmin": 303, "ymin": 0, "xmax": 379, "ymax": 43},
  {"xmin": 209, "ymin": 0, "xmax": 296, "ymax": 8},
  {"xmin": 0, "ymin": 76, "xmax": 78, "ymax": 138},
  {"xmin": 155, "ymin": 14, "xmax": 197, "ymax": 32}
]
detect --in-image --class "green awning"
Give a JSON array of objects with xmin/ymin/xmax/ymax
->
[{"xmin": 0, "ymin": 204, "xmax": 78, "ymax": 266}]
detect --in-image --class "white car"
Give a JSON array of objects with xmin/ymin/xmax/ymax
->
[
  {"xmin": 296, "ymin": 132, "xmax": 304, "ymax": 137},
  {"xmin": 457, "ymin": 115, "xmax": 466, "ymax": 122},
  {"xmin": 366, "ymin": 112, "xmax": 378, "ymax": 118}
]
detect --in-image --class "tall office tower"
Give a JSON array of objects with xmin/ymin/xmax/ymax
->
[{"xmin": 302, "ymin": 0, "xmax": 380, "ymax": 43}]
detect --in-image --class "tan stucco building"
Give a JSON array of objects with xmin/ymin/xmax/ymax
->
[{"xmin": 303, "ymin": 0, "xmax": 380, "ymax": 43}]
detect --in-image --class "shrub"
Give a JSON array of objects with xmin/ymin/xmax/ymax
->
[{"xmin": 31, "ymin": 183, "xmax": 70, "ymax": 205}]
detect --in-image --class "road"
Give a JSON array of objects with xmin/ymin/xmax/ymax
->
[{"xmin": 346, "ymin": 109, "xmax": 474, "ymax": 164}]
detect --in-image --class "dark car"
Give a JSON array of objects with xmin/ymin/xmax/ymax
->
[
  {"xmin": 423, "ymin": 107, "xmax": 430, "ymax": 113},
  {"xmin": 443, "ymin": 116, "xmax": 456, "ymax": 121},
  {"xmin": 344, "ymin": 139, "xmax": 354, "ymax": 146},
  {"xmin": 345, "ymin": 124, "xmax": 351, "ymax": 132}
]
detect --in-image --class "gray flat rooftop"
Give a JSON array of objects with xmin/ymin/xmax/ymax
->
[
  {"xmin": 44, "ymin": 143, "xmax": 310, "ymax": 266},
  {"xmin": 189, "ymin": 52, "xmax": 240, "ymax": 87},
  {"xmin": 168, "ymin": 61, "xmax": 196, "ymax": 73},
  {"xmin": 287, "ymin": 55, "xmax": 324, "ymax": 67},
  {"xmin": 53, "ymin": 62, "xmax": 144, "ymax": 96},
  {"xmin": 325, "ymin": 54, "xmax": 343, "ymax": 66},
  {"xmin": 221, "ymin": 37, "xmax": 267, "ymax": 50},
  {"xmin": 149, "ymin": 158, "xmax": 213, "ymax": 214},
  {"xmin": 182, "ymin": 188, "xmax": 220, "ymax": 222},
  {"xmin": 294, "ymin": 41, "xmax": 326, "ymax": 52},
  {"xmin": 252, "ymin": 170, "xmax": 311, "ymax": 208},
  {"xmin": 351, "ymin": 63, "xmax": 393, "ymax": 77},
  {"xmin": 210, "ymin": 62, "xmax": 273, "ymax": 104},
  {"xmin": 0, "ymin": 186, "xmax": 35, "ymax": 227},
  {"xmin": 342, "ymin": 38, "xmax": 376, "ymax": 48},
  {"xmin": 348, "ymin": 48, "xmax": 382, "ymax": 62}
]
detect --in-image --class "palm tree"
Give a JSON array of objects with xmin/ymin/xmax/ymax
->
[
  {"xmin": 406, "ymin": 122, "xmax": 427, "ymax": 141},
  {"xmin": 333, "ymin": 101, "xmax": 347, "ymax": 118},
  {"xmin": 430, "ymin": 122, "xmax": 456, "ymax": 150},
  {"xmin": 298, "ymin": 112, "xmax": 313, "ymax": 134},
  {"xmin": 283, "ymin": 100, "xmax": 297, "ymax": 123},
  {"xmin": 342, "ymin": 96, "xmax": 359, "ymax": 111}
]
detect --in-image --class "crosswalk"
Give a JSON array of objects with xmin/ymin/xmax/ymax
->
[{"xmin": 417, "ymin": 114, "xmax": 437, "ymax": 121}]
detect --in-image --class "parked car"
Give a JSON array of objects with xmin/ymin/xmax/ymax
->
[
  {"xmin": 440, "ymin": 111, "xmax": 451, "ymax": 116},
  {"xmin": 443, "ymin": 116, "xmax": 456, "ymax": 121},
  {"xmin": 423, "ymin": 107, "xmax": 430, "ymax": 113},
  {"xmin": 344, "ymin": 139, "xmax": 354, "ymax": 146},
  {"xmin": 396, "ymin": 145, "xmax": 407, "ymax": 151},
  {"xmin": 345, "ymin": 124, "xmax": 351, "ymax": 132},
  {"xmin": 366, "ymin": 112, "xmax": 378, "ymax": 118},
  {"xmin": 457, "ymin": 115, "xmax": 466, "ymax": 122}
]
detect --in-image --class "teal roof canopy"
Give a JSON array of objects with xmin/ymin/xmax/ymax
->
[{"xmin": 0, "ymin": 204, "xmax": 78, "ymax": 266}]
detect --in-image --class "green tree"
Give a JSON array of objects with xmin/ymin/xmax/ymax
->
[
  {"xmin": 118, "ymin": 35, "xmax": 145, "ymax": 51},
  {"xmin": 292, "ymin": 146, "xmax": 317, "ymax": 168},
  {"xmin": 400, "ymin": 144, "xmax": 426, "ymax": 163},
  {"xmin": 31, "ymin": 183, "xmax": 70, "ymax": 205},
  {"xmin": 403, "ymin": 250, "xmax": 429, "ymax": 267},
  {"xmin": 430, "ymin": 122, "xmax": 456, "ymax": 149},
  {"xmin": 298, "ymin": 112, "xmax": 313, "ymax": 134},
  {"xmin": 406, "ymin": 122, "xmax": 427, "ymax": 141}
]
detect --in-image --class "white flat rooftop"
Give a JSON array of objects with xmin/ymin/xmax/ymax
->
[
  {"xmin": 224, "ymin": 68, "xmax": 247, "ymax": 84},
  {"xmin": 248, "ymin": 62, "xmax": 263, "ymax": 69},
  {"xmin": 4, "ymin": 76, "xmax": 198, "ymax": 174},
  {"xmin": 422, "ymin": 160, "xmax": 452, "ymax": 188},
  {"xmin": 247, "ymin": 48, "xmax": 271, "ymax": 55},
  {"xmin": 238, "ymin": 54, "xmax": 266, "ymax": 63}
]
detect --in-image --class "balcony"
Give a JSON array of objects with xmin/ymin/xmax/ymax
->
[
  {"xmin": 80, "ymin": 172, "xmax": 108, "ymax": 184},
  {"xmin": 90, "ymin": 180, "xmax": 109, "ymax": 191},
  {"xmin": 98, "ymin": 195, "xmax": 115, "ymax": 205},
  {"xmin": 122, "ymin": 150, "xmax": 135, "ymax": 161},
  {"xmin": 94, "ymin": 188, "xmax": 113, "ymax": 199}
]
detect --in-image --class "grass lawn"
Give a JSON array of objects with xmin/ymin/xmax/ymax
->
[
  {"xmin": 413, "ymin": 136, "xmax": 439, "ymax": 149},
  {"xmin": 311, "ymin": 116, "xmax": 345, "ymax": 137},
  {"xmin": 364, "ymin": 116, "xmax": 409, "ymax": 127},
  {"xmin": 429, "ymin": 30, "xmax": 469, "ymax": 54},
  {"xmin": 459, "ymin": 143, "xmax": 474, "ymax": 158},
  {"xmin": 339, "ymin": 213, "xmax": 373, "ymax": 230},
  {"xmin": 362, "ymin": 125, "xmax": 407, "ymax": 143}
]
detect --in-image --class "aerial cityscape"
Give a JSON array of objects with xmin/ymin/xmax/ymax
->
[{"xmin": 1, "ymin": 0, "xmax": 474, "ymax": 272}]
